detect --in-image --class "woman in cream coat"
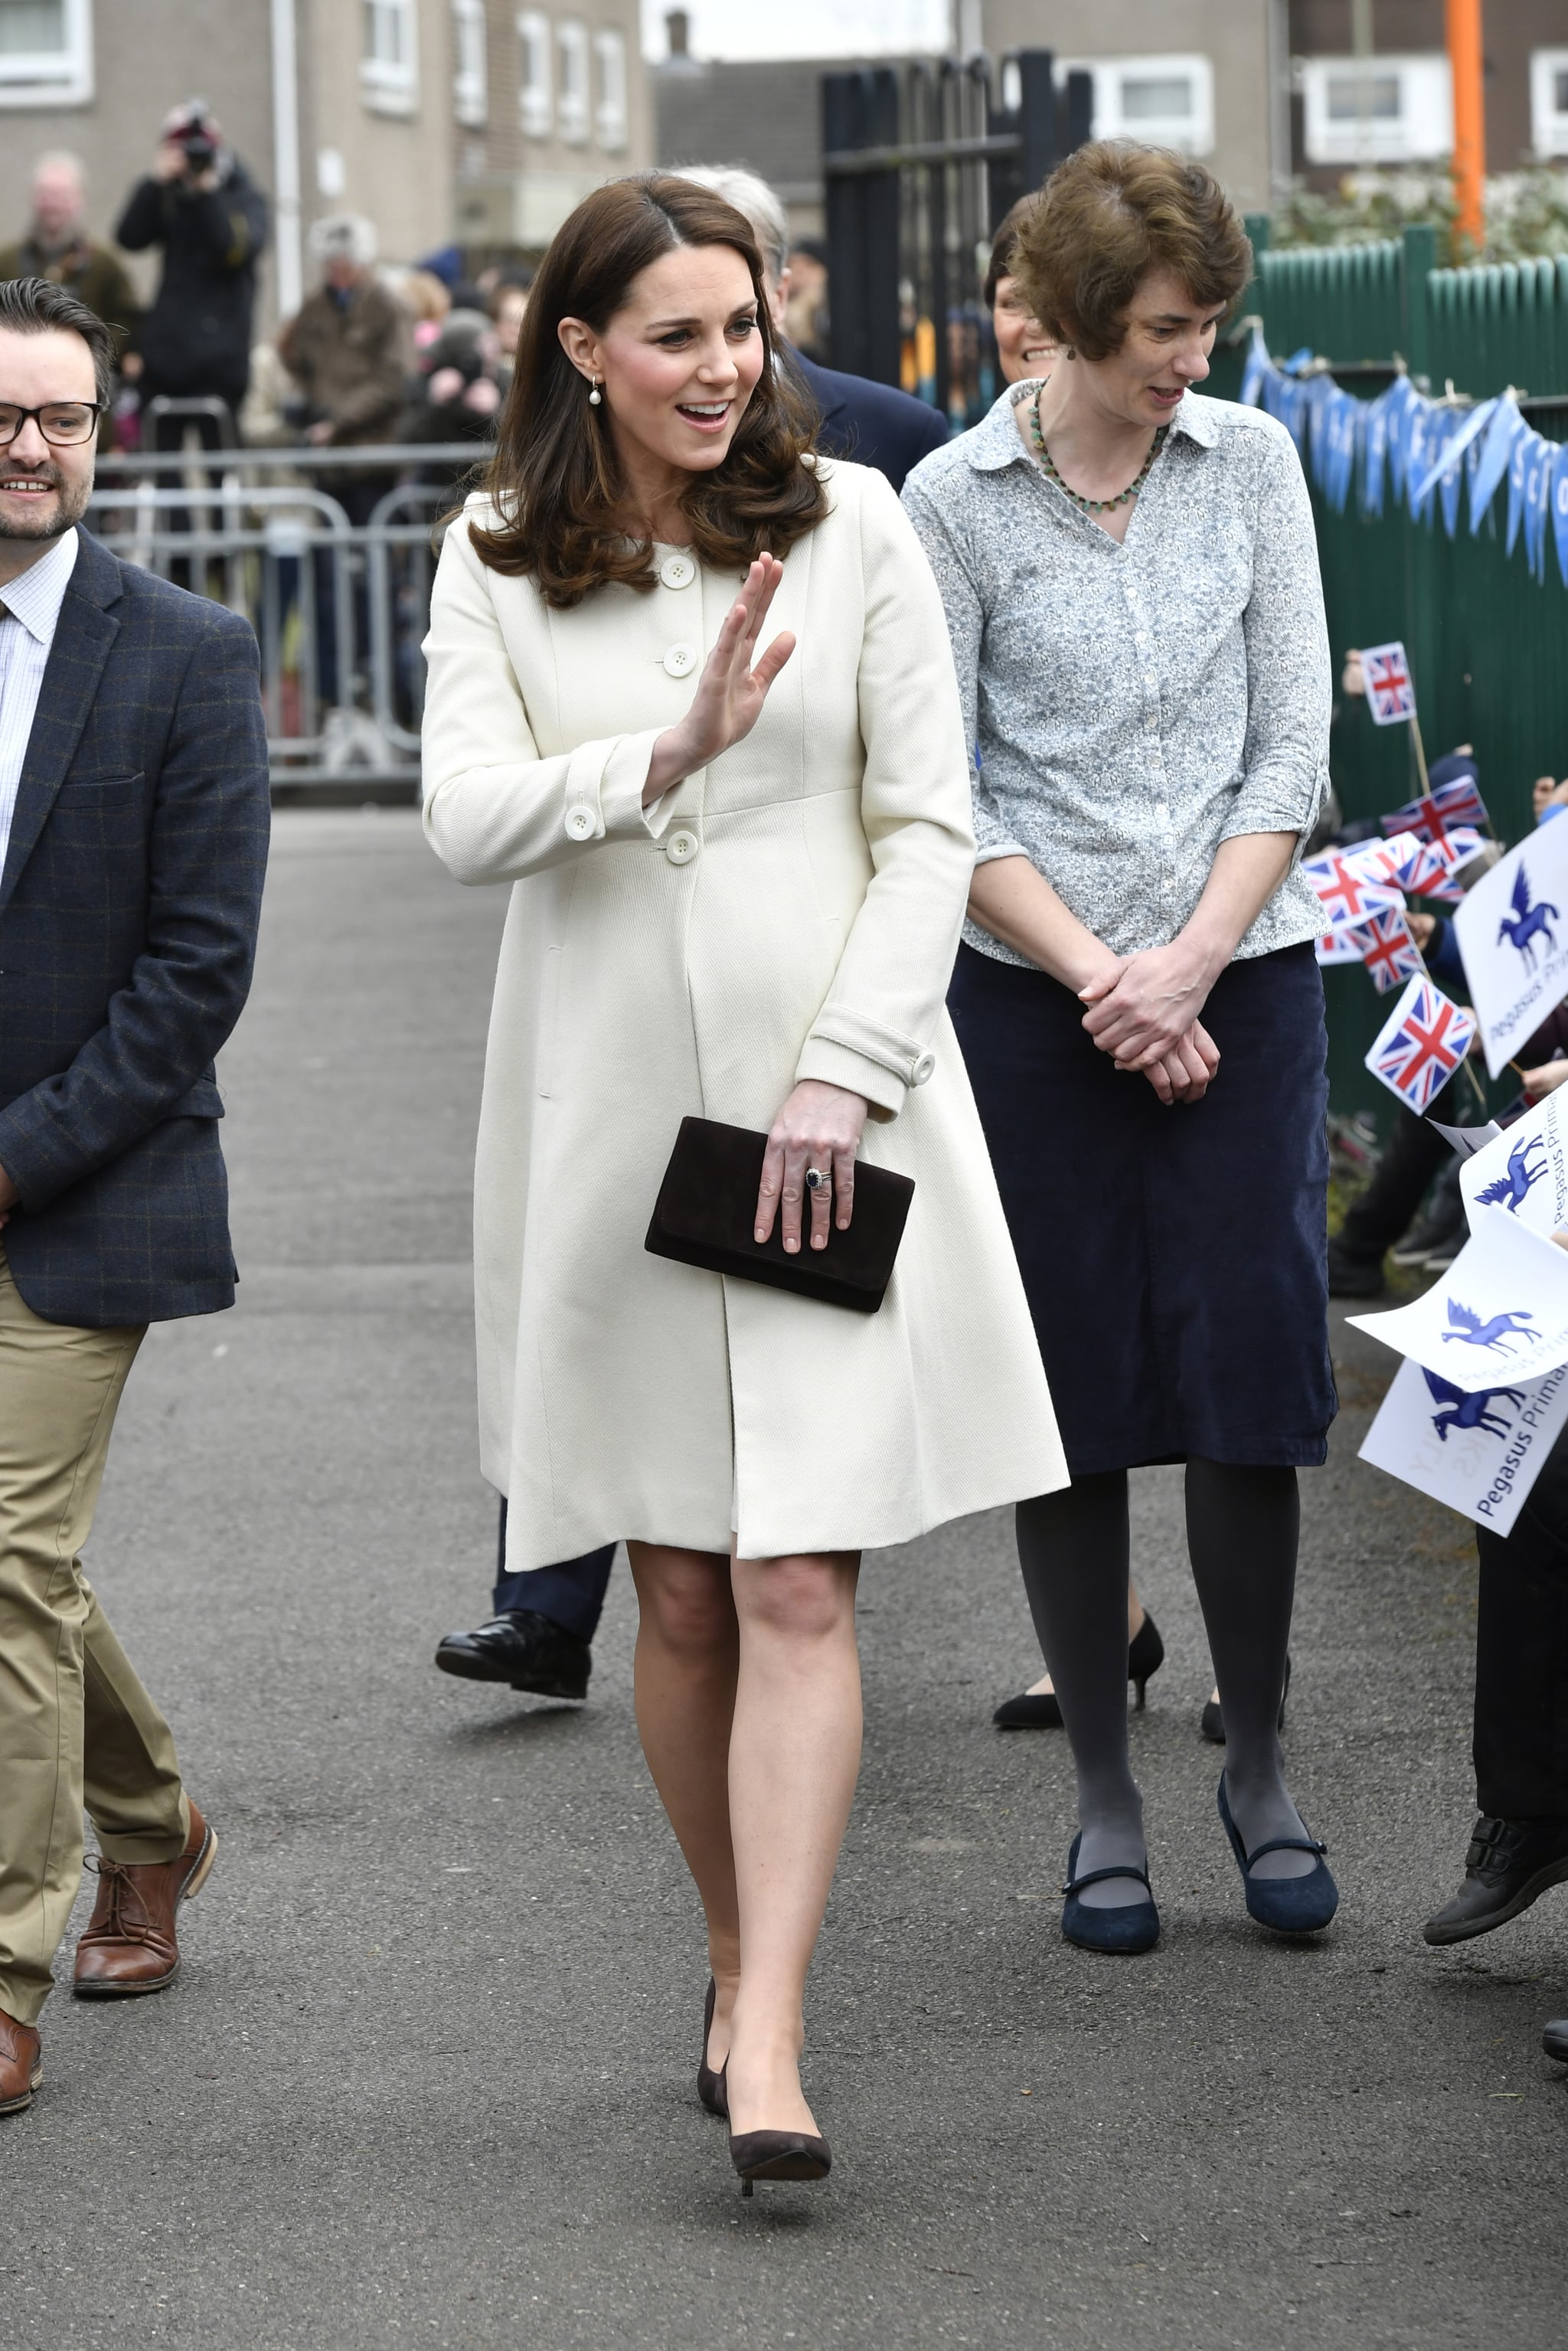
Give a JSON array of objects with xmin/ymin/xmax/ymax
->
[{"xmin": 421, "ymin": 175, "xmax": 1063, "ymax": 2192}]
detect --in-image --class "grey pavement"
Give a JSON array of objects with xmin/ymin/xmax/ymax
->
[{"xmin": 3, "ymin": 809, "xmax": 1563, "ymax": 2351}]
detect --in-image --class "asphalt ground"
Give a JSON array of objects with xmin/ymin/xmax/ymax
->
[{"xmin": 2, "ymin": 809, "xmax": 1563, "ymax": 2351}]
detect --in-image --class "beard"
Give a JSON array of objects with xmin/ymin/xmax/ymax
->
[{"xmin": 0, "ymin": 461, "xmax": 93, "ymax": 542}]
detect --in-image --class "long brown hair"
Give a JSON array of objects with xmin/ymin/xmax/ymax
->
[{"xmin": 468, "ymin": 175, "xmax": 827, "ymax": 607}]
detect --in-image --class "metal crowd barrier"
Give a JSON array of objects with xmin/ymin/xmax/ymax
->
[{"xmin": 90, "ymin": 441, "xmax": 488, "ymax": 790}]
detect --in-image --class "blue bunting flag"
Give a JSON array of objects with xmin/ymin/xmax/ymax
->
[
  {"xmin": 1505, "ymin": 427, "xmax": 1531, "ymax": 554},
  {"xmin": 1522, "ymin": 433, "xmax": 1553, "ymax": 581},
  {"xmin": 1553, "ymin": 443, "xmax": 1568, "ymax": 589},
  {"xmin": 1468, "ymin": 392, "xmax": 1524, "ymax": 532}
]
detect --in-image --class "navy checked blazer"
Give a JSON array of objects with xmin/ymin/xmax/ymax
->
[{"xmin": 0, "ymin": 530, "xmax": 270, "ymax": 1326}]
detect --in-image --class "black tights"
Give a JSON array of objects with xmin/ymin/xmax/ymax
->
[{"xmin": 1016, "ymin": 1460, "xmax": 1308, "ymax": 1905}]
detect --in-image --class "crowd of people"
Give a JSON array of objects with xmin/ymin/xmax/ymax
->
[{"xmin": 1, "ymin": 123, "xmax": 1565, "ymax": 2194}]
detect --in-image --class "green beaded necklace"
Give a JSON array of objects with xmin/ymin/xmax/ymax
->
[{"xmin": 1029, "ymin": 390, "xmax": 1168, "ymax": 515}]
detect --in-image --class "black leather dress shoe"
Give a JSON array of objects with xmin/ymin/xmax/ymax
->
[
  {"xmin": 1422, "ymin": 1814, "xmax": 1568, "ymax": 1944},
  {"xmin": 433, "ymin": 1610, "xmax": 591, "ymax": 1702},
  {"xmin": 1544, "ymin": 2019, "xmax": 1568, "ymax": 2064},
  {"xmin": 1325, "ymin": 1239, "xmax": 1388, "ymax": 1299}
]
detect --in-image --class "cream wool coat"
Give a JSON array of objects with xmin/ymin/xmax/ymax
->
[{"xmin": 421, "ymin": 458, "xmax": 1066, "ymax": 1569}]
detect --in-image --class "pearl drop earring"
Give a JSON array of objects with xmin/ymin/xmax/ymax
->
[{"xmin": 588, "ymin": 377, "xmax": 602, "ymax": 406}]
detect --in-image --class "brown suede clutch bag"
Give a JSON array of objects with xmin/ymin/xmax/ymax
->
[{"xmin": 645, "ymin": 1117, "xmax": 914, "ymax": 1315}]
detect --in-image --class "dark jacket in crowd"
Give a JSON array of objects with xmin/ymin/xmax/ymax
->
[
  {"xmin": 0, "ymin": 234, "xmax": 140, "ymax": 360},
  {"xmin": 279, "ymin": 278, "xmax": 413, "ymax": 450},
  {"xmin": 789, "ymin": 348, "xmax": 950, "ymax": 495},
  {"xmin": 0, "ymin": 531, "xmax": 270, "ymax": 1327},
  {"xmin": 114, "ymin": 159, "xmax": 268, "ymax": 404}
]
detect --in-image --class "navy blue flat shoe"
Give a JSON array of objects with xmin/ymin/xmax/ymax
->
[
  {"xmin": 1060, "ymin": 1831, "xmax": 1160, "ymax": 1954},
  {"xmin": 1217, "ymin": 1775, "xmax": 1338, "ymax": 1935}
]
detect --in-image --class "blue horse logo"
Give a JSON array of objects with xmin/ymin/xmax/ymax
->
[
  {"xmin": 1442, "ymin": 1299, "xmax": 1536, "ymax": 1355},
  {"xmin": 1474, "ymin": 1133, "xmax": 1549, "ymax": 1215},
  {"xmin": 1422, "ymin": 1368, "xmax": 1526, "ymax": 1442},
  {"xmin": 1498, "ymin": 864, "xmax": 1560, "ymax": 970}
]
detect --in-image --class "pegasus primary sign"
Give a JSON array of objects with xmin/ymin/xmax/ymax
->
[
  {"xmin": 1459, "ymin": 1090, "xmax": 1568, "ymax": 1241},
  {"xmin": 1454, "ymin": 819, "xmax": 1568, "ymax": 1077},
  {"xmin": 1352, "ymin": 1208, "xmax": 1568, "ymax": 1530},
  {"xmin": 1359, "ymin": 1354, "xmax": 1568, "ymax": 1534},
  {"xmin": 1348, "ymin": 1208, "xmax": 1568, "ymax": 1395}
]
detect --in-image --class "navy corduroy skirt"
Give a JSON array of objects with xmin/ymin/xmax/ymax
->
[{"xmin": 948, "ymin": 939, "xmax": 1336, "ymax": 1479}]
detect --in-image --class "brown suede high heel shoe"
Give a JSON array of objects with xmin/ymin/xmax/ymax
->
[
  {"xmin": 697, "ymin": 1978, "xmax": 727, "ymax": 2118},
  {"xmin": 721, "ymin": 2063, "xmax": 831, "ymax": 2196}
]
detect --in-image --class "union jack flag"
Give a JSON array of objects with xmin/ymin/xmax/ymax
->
[
  {"xmin": 1381, "ymin": 776, "xmax": 1491, "ymax": 847},
  {"xmin": 1350, "ymin": 904, "xmax": 1424, "ymax": 992},
  {"xmin": 1362, "ymin": 640, "xmax": 1417, "ymax": 727},
  {"xmin": 1400, "ymin": 826, "xmax": 1484, "ymax": 903},
  {"xmin": 1365, "ymin": 976, "xmax": 1477, "ymax": 1114},
  {"xmin": 1315, "ymin": 929, "xmax": 1364, "ymax": 966},
  {"xmin": 1302, "ymin": 844, "xmax": 1406, "ymax": 928}
]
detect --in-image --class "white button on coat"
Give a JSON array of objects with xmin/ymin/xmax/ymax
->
[
  {"xmin": 666, "ymin": 829, "xmax": 699, "ymax": 865},
  {"xmin": 911, "ymin": 1052, "xmax": 936, "ymax": 1086},
  {"xmin": 662, "ymin": 643, "xmax": 697, "ymax": 678},
  {"xmin": 659, "ymin": 553, "xmax": 696, "ymax": 590},
  {"xmin": 565, "ymin": 805, "xmax": 595, "ymax": 840}
]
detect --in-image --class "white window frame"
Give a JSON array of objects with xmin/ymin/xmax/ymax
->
[
  {"xmin": 1531, "ymin": 48, "xmax": 1568, "ymax": 159},
  {"xmin": 557, "ymin": 19, "xmax": 589, "ymax": 147},
  {"xmin": 1298, "ymin": 54, "xmax": 1453, "ymax": 167},
  {"xmin": 518, "ymin": 8, "xmax": 551, "ymax": 139},
  {"xmin": 0, "ymin": 0, "xmax": 93, "ymax": 109},
  {"xmin": 1058, "ymin": 54, "xmax": 1215, "ymax": 158},
  {"xmin": 361, "ymin": 0, "xmax": 420, "ymax": 118},
  {"xmin": 452, "ymin": 0, "xmax": 487, "ymax": 128},
  {"xmin": 594, "ymin": 25, "xmax": 627, "ymax": 153}
]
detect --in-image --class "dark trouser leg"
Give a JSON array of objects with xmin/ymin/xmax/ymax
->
[
  {"xmin": 1474, "ymin": 1433, "xmax": 1568, "ymax": 1818},
  {"xmin": 1015, "ymin": 1473, "xmax": 1146, "ymax": 1905},
  {"xmin": 1335, "ymin": 1087, "xmax": 1454, "ymax": 1263},
  {"xmin": 492, "ymin": 1497, "xmax": 615, "ymax": 1646},
  {"xmin": 1184, "ymin": 1458, "xmax": 1314, "ymax": 1879}
]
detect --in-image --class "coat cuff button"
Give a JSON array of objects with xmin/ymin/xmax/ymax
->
[
  {"xmin": 565, "ymin": 805, "xmax": 595, "ymax": 840},
  {"xmin": 912, "ymin": 1051, "xmax": 936, "ymax": 1085}
]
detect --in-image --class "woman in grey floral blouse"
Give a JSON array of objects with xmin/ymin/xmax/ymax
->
[{"xmin": 904, "ymin": 142, "xmax": 1339, "ymax": 1954}]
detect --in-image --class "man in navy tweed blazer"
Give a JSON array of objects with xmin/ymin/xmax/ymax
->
[{"xmin": 0, "ymin": 278, "xmax": 267, "ymax": 2114}]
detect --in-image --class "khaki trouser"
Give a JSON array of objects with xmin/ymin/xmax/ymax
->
[{"xmin": 0, "ymin": 1246, "xmax": 188, "ymax": 2025}]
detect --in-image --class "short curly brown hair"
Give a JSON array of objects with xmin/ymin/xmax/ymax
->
[{"xmin": 1012, "ymin": 142, "xmax": 1252, "ymax": 364}]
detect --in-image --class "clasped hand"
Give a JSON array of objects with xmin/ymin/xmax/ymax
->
[
  {"xmin": 1080, "ymin": 943, "xmax": 1220, "ymax": 1105},
  {"xmin": 754, "ymin": 1080, "xmax": 868, "ymax": 1254}
]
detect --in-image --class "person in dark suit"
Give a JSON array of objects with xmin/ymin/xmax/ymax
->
[
  {"xmin": 787, "ymin": 345, "xmax": 949, "ymax": 494},
  {"xmin": 0, "ymin": 276, "xmax": 269, "ymax": 2115},
  {"xmin": 432, "ymin": 160, "xmax": 948, "ymax": 1703}
]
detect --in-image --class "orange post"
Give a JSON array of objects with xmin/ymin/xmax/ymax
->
[{"xmin": 1447, "ymin": 0, "xmax": 1485, "ymax": 253}]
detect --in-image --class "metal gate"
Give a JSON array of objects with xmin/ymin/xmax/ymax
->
[{"xmin": 822, "ymin": 51, "xmax": 1090, "ymax": 430}]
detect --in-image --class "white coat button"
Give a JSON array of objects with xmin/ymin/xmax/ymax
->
[
  {"xmin": 912, "ymin": 1051, "xmax": 936, "ymax": 1086},
  {"xmin": 660, "ymin": 552, "xmax": 696, "ymax": 589},
  {"xmin": 666, "ymin": 829, "xmax": 700, "ymax": 865},
  {"xmin": 663, "ymin": 642, "xmax": 698, "ymax": 678},
  {"xmin": 565, "ymin": 805, "xmax": 595, "ymax": 839}
]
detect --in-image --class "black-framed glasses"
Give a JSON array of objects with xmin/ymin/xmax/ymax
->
[{"xmin": 0, "ymin": 401, "xmax": 108, "ymax": 448}]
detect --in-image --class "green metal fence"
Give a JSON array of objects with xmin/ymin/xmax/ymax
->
[{"xmin": 1209, "ymin": 224, "xmax": 1568, "ymax": 1126}]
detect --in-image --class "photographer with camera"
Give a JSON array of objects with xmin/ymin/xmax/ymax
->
[{"xmin": 114, "ymin": 100, "xmax": 268, "ymax": 444}]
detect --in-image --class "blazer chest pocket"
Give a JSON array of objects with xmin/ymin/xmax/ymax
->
[{"xmin": 56, "ymin": 772, "xmax": 143, "ymax": 809}]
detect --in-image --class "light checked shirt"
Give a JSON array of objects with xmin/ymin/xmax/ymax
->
[
  {"xmin": 0, "ymin": 526, "xmax": 78, "ymax": 883},
  {"xmin": 901, "ymin": 386, "xmax": 1331, "ymax": 968}
]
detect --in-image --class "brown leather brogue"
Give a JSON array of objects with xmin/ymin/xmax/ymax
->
[
  {"xmin": 0, "ymin": 2006, "xmax": 42, "ymax": 2114},
  {"xmin": 73, "ymin": 1800, "xmax": 217, "ymax": 1999}
]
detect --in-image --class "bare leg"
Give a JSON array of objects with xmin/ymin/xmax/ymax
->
[
  {"xmin": 724, "ymin": 1548, "xmax": 862, "ymax": 2138},
  {"xmin": 1025, "ymin": 1580, "xmax": 1147, "ymax": 1700},
  {"xmin": 626, "ymin": 1543, "xmax": 742, "ymax": 2068}
]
